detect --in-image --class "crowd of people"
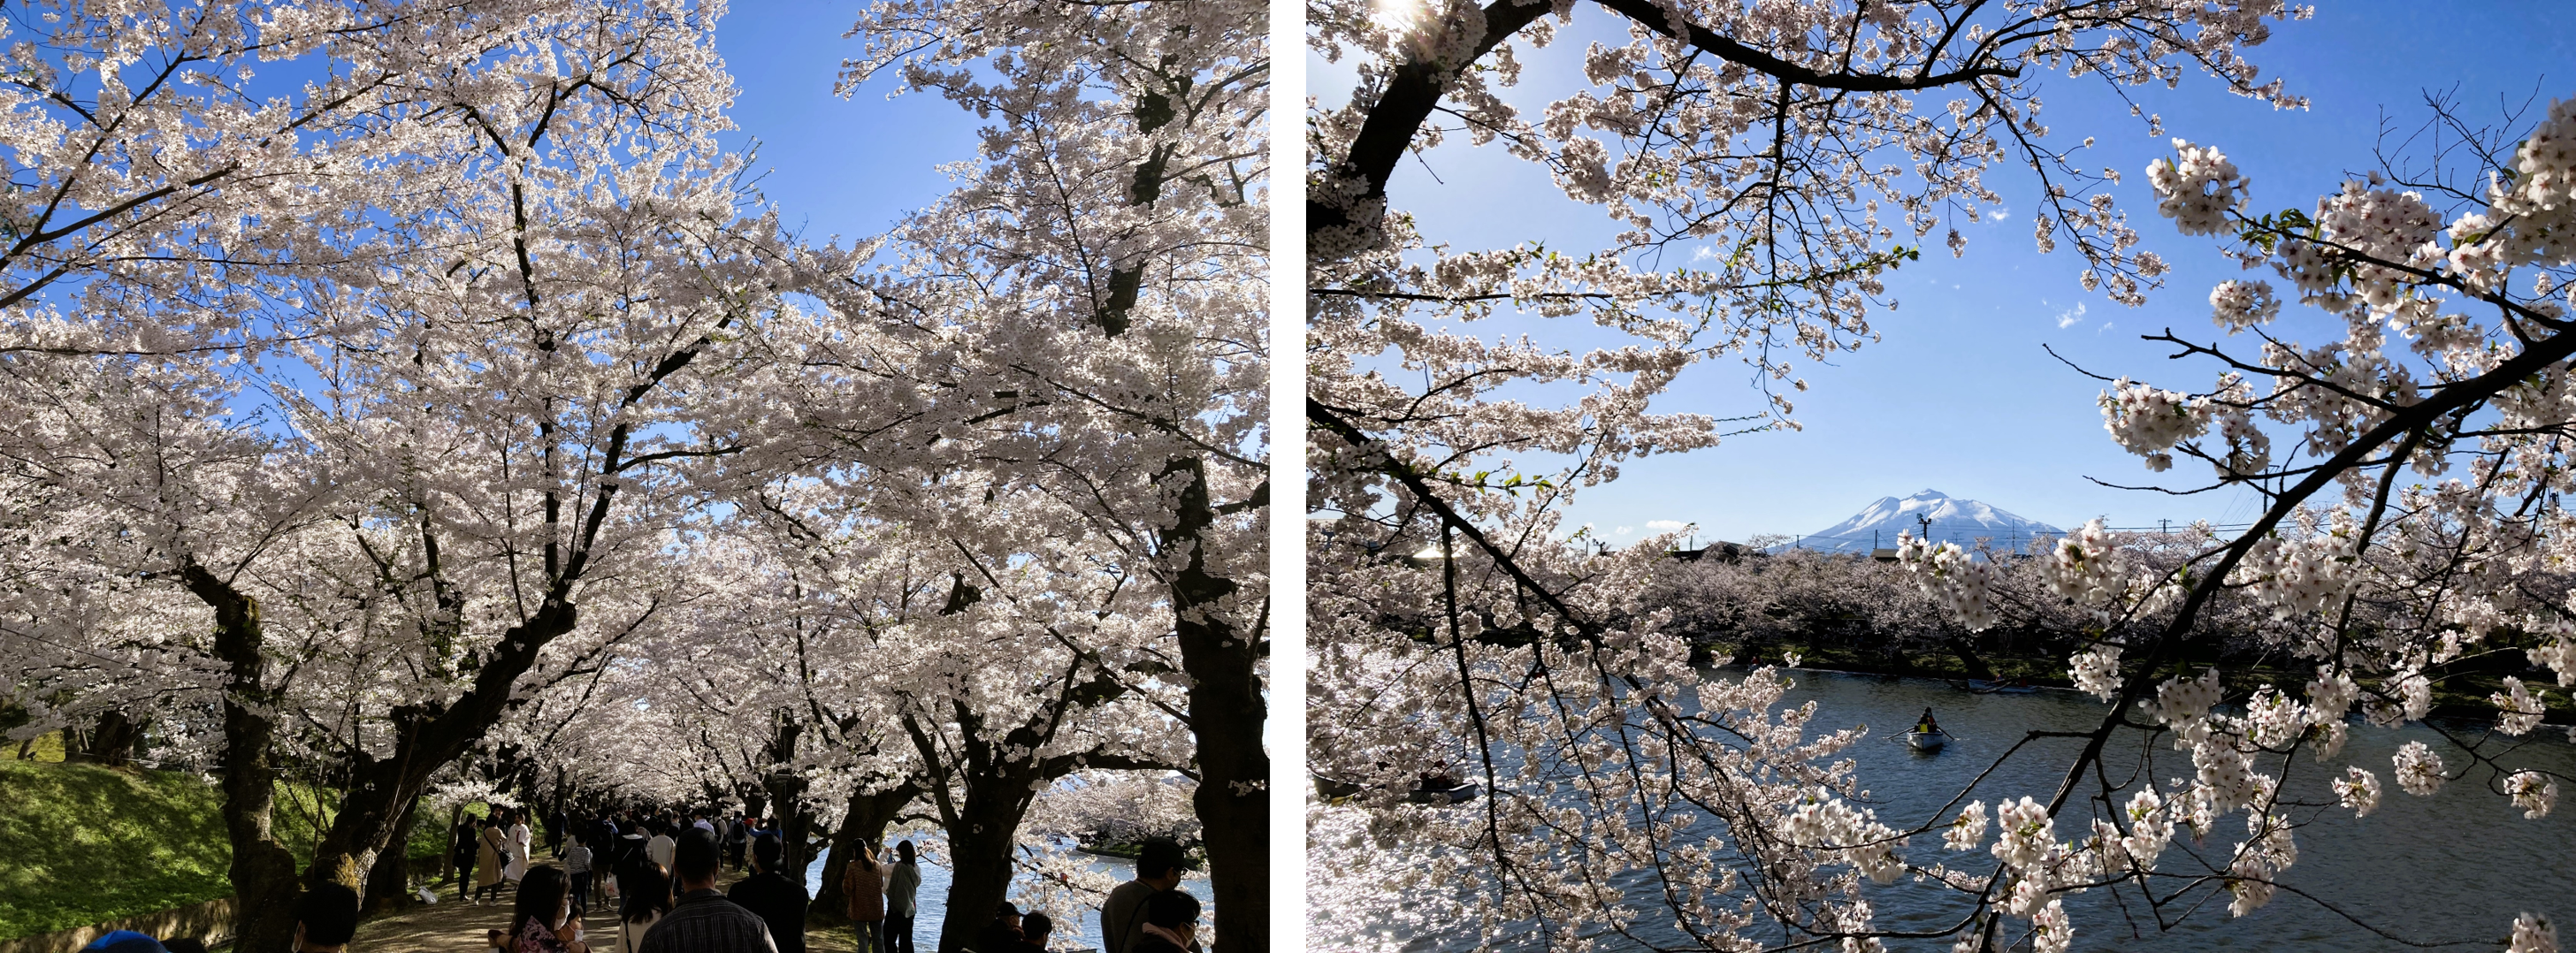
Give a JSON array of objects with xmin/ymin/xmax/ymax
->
[
  {"xmin": 438, "ymin": 804, "xmax": 1208, "ymax": 953},
  {"xmin": 65, "ymin": 805, "xmax": 1204, "ymax": 953}
]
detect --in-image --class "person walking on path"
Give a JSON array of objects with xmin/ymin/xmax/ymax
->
[
  {"xmin": 564, "ymin": 831, "xmax": 596, "ymax": 916},
  {"xmin": 505, "ymin": 867, "xmax": 590, "ymax": 953},
  {"xmin": 1129, "ymin": 891, "xmax": 1201, "ymax": 953},
  {"xmin": 636, "ymin": 829, "xmax": 776, "ymax": 953},
  {"xmin": 723, "ymin": 814, "xmax": 748, "ymax": 872},
  {"xmin": 883, "ymin": 841, "xmax": 921, "ymax": 953},
  {"xmin": 549, "ymin": 807, "xmax": 569, "ymax": 858},
  {"xmin": 842, "ymin": 841, "xmax": 889, "ymax": 953},
  {"xmin": 479, "ymin": 817, "xmax": 514, "ymax": 904},
  {"xmin": 510, "ymin": 813, "xmax": 536, "ymax": 883},
  {"xmin": 729, "ymin": 837, "xmax": 809, "ymax": 953},
  {"xmin": 616, "ymin": 865, "xmax": 672, "ymax": 953},
  {"xmin": 646, "ymin": 822, "xmax": 676, "ymax": 873},
  {"xmin": 455, "ymin": 820, "xmax": 483, "ymax": 902},
  {"xmin": 1100, "ymin": 840, "xmax": 1185, "ymax": 953}
]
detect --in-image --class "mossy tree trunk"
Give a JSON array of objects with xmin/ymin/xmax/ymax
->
[{"xmin": 182, "ymin": 559, "xmax": 304, "ymax": 953}]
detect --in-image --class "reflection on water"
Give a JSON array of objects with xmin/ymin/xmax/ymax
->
[
  {"xmin": 1383, "ymin": 667, "xmax": 2576, "ymax": 951},
  {"xmin": 806, "ymin": 834, "xmax": 1212, "ymax": 952}
]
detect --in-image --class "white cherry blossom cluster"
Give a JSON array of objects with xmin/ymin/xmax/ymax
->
[
  {"xmin": 2309, "ymin": 179, "xmax": 2447, "ymax": 309},
  {"xmin": 2392, "ymin": 741, "xmax": 2448, "ymax": 797},
  {"xmin": 2209, "ymin": 278, "xmax": 2283, "ymax": 331},
  {"xmin": 2141, "ymin": 667, "xmax": 2225, "ymax": 727},
  {"xmin": 1943, "ymin": 800, "xmax": 1989, "ymax": 851},
  {"xmin": 1778, "ymin": 789, "xmax": 1907, "ymax": 886},
  {"xmin": 2099, "ymin": 378, "xmax": 2213, "ymax": 471},
  {"xmin": 2146, "ymin": 140, "xmax": 2249, "ymax": 236},
  {"xmin": 2458, "ymin": 97, "xmax": 2576, "ymax": 286},
  {"xmin": 2528, "ymin": 634, "xmax": 2576, "ymax": 687},
  {"xmin": 2334, "ymin": 766, "xmax": 2384, "ymax": 818},
  {"xmin": 2068, "ymin": 644, "xmax": 2123, "ymax": 701},
  {"xmin": 2226, "ymin": 522, "xmax": 2364, "ymax": 618},
  {"xmin": 2491, "ymin": 676, "xmax": 2549, "ymax": 736},
  {"xmin": 2040, "ymin": 518, "xmax": 2132, "ymax": 606},
  {"xmin": 2505, "ymin": 771, "xmax": 2558, "ymax": 820},
  {"xmin": 2510, "ymin": 913, "xmax": 2562, "ymax": 953},
  {"xmin": 2224, "ymin": 811, "xmax": 2300, "ymax": 917},
  {"xmin": 1896, "ymin": 533, "xmax": 1999, "ymax": 630}
]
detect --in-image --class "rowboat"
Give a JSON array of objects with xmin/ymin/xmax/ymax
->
[{"xmin": 1905, "ymin": 729, "xmax": 1946, "ymax": 751}]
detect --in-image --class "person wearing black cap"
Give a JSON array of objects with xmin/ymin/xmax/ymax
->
[
  {"xmin": 1128, "ymin": 891, "xmax": 1200, "ymax": 953},
  {"xmin": 294, "ymin": 882, "xmax": 361, "ymax": 953},
  {"xmin": 1100, "ymin": 839, "xmax": 1185, "ymax": 953},
  {"xmin": 634, "ymin": 828, "xmax": 776, "ymax": 953}
]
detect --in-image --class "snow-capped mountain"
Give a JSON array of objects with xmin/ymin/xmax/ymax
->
[{"xmin": 1785, "ymin": 489, "xmax": 2065, "ymax": 554}]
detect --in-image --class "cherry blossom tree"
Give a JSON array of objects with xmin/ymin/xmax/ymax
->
[
  {"xmin": 822, "ymin": 0, "xmax": 1274, "ymax": 946},
  {"xmin": 1302, "ymin": 3, "xmax": 2561, "ymax": 951},
  {"xmin": 1893, "ymin": 89, "xmax": 2576, "ymax": 953}
]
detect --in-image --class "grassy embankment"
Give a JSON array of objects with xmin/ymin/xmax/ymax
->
[
  {"xmin": 1710, "ymin": 638, "xmax": 2575, "ymax": 725},
  {"xmin": 0, "ymin": 732, "xmax": 455, "ymax": 941}
]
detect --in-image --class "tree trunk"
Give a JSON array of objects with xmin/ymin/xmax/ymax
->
[
  {"xmin": 762, "ymin": 717, "xmax": 814, "ymax": 874},
  {"xmin": 80, "ymin": 710, "xmax": 142, "ymax": 766},
  {"xmin": 934, "ymin": 775, "xmax": 1038, "ymax": 953},
  {"xmin": 812, "ymin": 782, "xmax": 921, "ymax": 923},
  {"xmin": 439, "ymin": 804, "xmax": 465, "ymax": 885},
  {"xmin": 182, "ymin": 560, "xmax": 304, "ymax": 953},
  {"xmin": 1161, "ymin": 458, "xmax": 1267, "ymax": 953},
  {"xmin": 302, "ymin": 598, "xmax": 581, "ymax": 907},
  {"xmin": 1944, "ymin": 634, "xmax": 1996, "ymax": 681},
  {"xmin": 366, "ymin": 794, "xmax": 421, "ymax": 912}
]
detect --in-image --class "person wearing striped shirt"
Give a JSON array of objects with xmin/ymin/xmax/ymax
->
[{"xmin": 636, "ymin": 829, "xmax": 776, "ymax": 953}]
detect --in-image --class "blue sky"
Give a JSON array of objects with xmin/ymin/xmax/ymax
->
[
  {"xmin": 715, "ymin": 3, "xmax": 986, "ymax": 246},
  {"xmin": 1313, "ymin": 2, "xmax": 2576, "ymax": 545}
]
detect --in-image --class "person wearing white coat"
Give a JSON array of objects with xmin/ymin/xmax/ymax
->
[{"xmin": 508, "ymin": 815, "xmax": 535, "ymax": 882}]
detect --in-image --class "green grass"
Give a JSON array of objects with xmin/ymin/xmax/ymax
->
[{"xmin": 0, "ymin": 758, "xmax": 459, "ymax": 940}]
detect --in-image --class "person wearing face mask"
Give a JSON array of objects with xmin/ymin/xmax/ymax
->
[
  {"xmin": 1129, "ymin": 891, "xmax": 1200, "ymax": 953},
  {"xmin": 504, "ymin": 866, "xmax": 590, "ymax": 953}
]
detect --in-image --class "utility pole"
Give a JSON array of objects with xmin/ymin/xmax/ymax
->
[
  {"xmin": 2160, "ymin": 518, "xmax": 2171, "ymax": 535},
  {"xmin": 1916, "ymin": 514, "xmax": 1933, "ymax": 545}
]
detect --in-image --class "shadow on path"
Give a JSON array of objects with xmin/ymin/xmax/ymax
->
[{"xmin": 352, "ymin": 868, "xmax": 862, "ymax": 953}]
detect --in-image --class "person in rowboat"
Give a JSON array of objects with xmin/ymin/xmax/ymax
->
[{"xmin": 1914, "ymin": 708, "xmax": 1940, "ymax": 735}]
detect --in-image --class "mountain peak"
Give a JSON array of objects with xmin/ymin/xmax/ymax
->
[{"xmin": 1784, "ymin": 492, "xmax": 2064, "ymax": 553}]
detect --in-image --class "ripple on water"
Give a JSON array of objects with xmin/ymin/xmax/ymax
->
[{"xmin": 1357, "ymin": 667, "xmax": 2576, "ymax": 952}]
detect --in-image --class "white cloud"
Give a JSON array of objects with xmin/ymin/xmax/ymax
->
[
  {"xmin": 1645, "ymin": 519, "xmax": 1688, "ymax": 531},
  {"xmin": 2056, "ymin": 301, "xmax": 2087, "ymax": 328},
  {"xmin": 1988, "ymin": 209, "xmax": 2010, "ymax": 222},
  {"xmin": 2098, "ymin": 321, "xmax": 2114, "ymax": 334},
  {"xmin": 1614, "ymin": 525, "xmax": 1634, "ymax": 537}
]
